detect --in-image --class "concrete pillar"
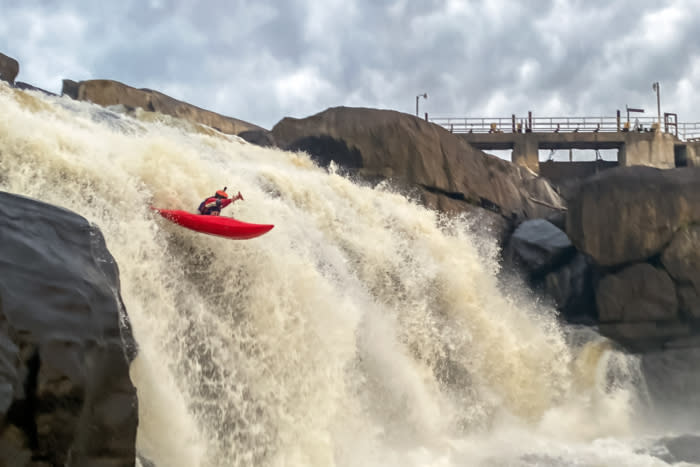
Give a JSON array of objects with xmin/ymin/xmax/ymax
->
[
  {"xmin": 511, "ymin": 134, "xmax": 540, "ymax": 173},
  {"xmin": 622, "ymin": 131, "xmax": 676, "ymax": 168}
]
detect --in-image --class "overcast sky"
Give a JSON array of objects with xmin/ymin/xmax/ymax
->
[{"xmin": 2, "ymin": 0, "xmax": 700, "ymax": 133}]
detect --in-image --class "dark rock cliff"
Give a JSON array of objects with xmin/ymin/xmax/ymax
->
[{"xmin": 0, "ymin": 191, "xmax": 138, "ymax": 467}]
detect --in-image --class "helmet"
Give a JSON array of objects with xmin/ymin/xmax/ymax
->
[{"xmin": 215, "ymin": 190, "xmax": 229, "ymax": 198}]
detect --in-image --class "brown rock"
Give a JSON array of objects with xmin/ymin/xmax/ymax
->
[
  {"xmin": 596, "ymin": 263, "xmax": 678, "ymax": 322},
  {"xmin": 271, "ymin": 107, "xmax": 565, "ymax": 223},
  {"xmin": 599, "ymin": 321, "xmax": 692, "ymax": 351},
  {"xmin": 0, "ymin": 52, "xmax": 19, "ymax": 84},
  {"xmin": 419, "ymin": 186, "xmax": 511, "ymax": 243},
  {"xmin": 661, "ymin": 225, "xmax": 700, "ymax": 293},
  {"xmin": 65, "ymin": 79, "xmax": 264, "ymax": 135},
  {"xmin": 677, "ymin": 285, "xmax": 700, "ymax": 320},
  {"xmin": 566, "ymin": 166, "xmax": 700, "ymax": 267}
]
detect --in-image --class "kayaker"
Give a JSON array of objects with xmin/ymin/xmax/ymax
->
[{"xmin": 198, "ymin": 187, "xmax": 243, "ymax": 216}]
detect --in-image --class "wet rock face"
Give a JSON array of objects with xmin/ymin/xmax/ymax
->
[
  {"xmin": 566, "ymin": 166, "xmax": 700, "ymax": 267},
  {"xmin": 0, "ymin": 191, "xmax": 137, "ymax": 467},
  {"xmin": 64, "ymin": 79, "xmax": 264, "ymax": 136},
  {"xmin": 271, "ymin": 106, "xmax": 566, "ymax": 224}
]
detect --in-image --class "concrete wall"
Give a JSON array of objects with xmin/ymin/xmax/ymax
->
[
  {"xmin": 686, "ymin": 142, "xmax": 700, "ymax": 167},
  {"xmin": 511, "ymin": 135, "xmax": 539, "ymax": 173},
  {"xmin": 619, "ymin": 131, "xmax": 676, "ymax": 168},
  {"xmin": 460, "ymin": 129, "xmax": 679, "ymax": 173}
]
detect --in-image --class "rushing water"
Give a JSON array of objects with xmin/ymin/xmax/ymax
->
[{"xmin": 0, "ymin": 83, "xmax": 697, "ymax": 466}]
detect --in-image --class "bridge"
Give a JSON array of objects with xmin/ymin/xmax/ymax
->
[{"xmin": 429, "ymin": 111, "xmax": 700, "ymax": 176}]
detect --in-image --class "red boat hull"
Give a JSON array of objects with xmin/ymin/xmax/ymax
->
[{"xmin": 154, "ymin": 209, "xmax": 274, "ymax": 239}]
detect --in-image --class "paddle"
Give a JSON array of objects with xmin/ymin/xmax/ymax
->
[{"xmin": 222, "ymin": 186, "xmax": 243, "ymax": 201}]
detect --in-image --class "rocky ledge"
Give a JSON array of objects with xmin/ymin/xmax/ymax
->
[
  {"xmin": 507, "ymin": 166, "xmax": 700, "ymax": 352},
  {"xmin": 271, "ymin": 106, "xmax": 565, "ymax": 243},
  {"xmin": 0, "ymin": 192, "xmax": 138, "ymax": 467}
]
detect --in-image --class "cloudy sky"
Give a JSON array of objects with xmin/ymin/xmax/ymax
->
[{"xmin": 2, "ymin": 0, "xmax": 699, "ymax": 132}]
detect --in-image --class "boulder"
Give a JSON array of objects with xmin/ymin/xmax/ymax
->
[
  {"xmin": 596, "ymin": 263, "xmax": 678, "ymax": 323},
  {"xmin": 566, "ymin": 166, "xmax": 700, "ymax": 267},
  {"xmin": 506, "ymin": 219, "xmax": 575, "ymax": 277},
  {"xmin": 661, "ymin": 225, "xmax": 700, "ymax": 294},
  {"xmin": 0, "ymin": 52, "xmax": 19, "ymax": 84},
  {"xmin": 543, "ymin": 253, "xmax": 595, "ymax": 323},
  {"xmin": 652, "ymin": 435, "xmax": 700, "ymax": 464},
  {"xmin": 61, "ymin": 79, "xmax": 80, "ymax": 99},
  {"xmin": 271, "ymin": 107, "xmax": 565, "ymax": 223},
  {"xmin": 0, "ymin": 192, "xmax": 137, "ymax": 467},
  {"xmin": 598, "ymin": 321, "xmax": 692, "ymax": 353},
  {"xmin": 677, "ymin": 285, "xmax": 700, "ymax": 320},
  {"xmin": 64, "ymin": 79, "xmax": 264, "ymax": 136}
]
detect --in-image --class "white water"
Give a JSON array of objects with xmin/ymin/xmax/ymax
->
[{"xmin": 0, "ymin": 83, "xmax": 690, "ymax": 466}]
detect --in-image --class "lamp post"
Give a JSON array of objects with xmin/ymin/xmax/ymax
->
[
  {"xmin": 416, "ymin": 93, "xmax": 427, "ymax": 117},
  {"xmin": 652, "ymin": 82, "xmax": 661, "ymax": 125}
]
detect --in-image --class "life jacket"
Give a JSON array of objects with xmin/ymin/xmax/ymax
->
[
  {"xmin": 198, "ymin": 197, "xmax": 232, "ymax": 215},
  {"xmin": 198, "ymin": 196, "xmax": 219, "ymax": 215}
]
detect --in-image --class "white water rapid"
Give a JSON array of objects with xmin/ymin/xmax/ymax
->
[{"xmin": 0, "ymin": 84, "xmax": 693, "ymax": 466}]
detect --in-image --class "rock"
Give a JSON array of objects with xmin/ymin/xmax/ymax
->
[
  {"xmin": 661, "ymin": 225, "xmax": 700, "ymax": 294},
  {"xmin": 271, "ymin": 107, "xmax": 565, "ymax": 222},
  {"xmin": 0, "ymin": 52, "xmax": 19, "ymax": 84},
  {"xmin": 64, "ymin": 79, "xmax": 264, "ymax": 136},
  {"xmin": 0, "ymin": 424, "xmax": 31, "ymax": 467},
  {"xmin": 544, "ymin": 253, "xmax": 595, "ymax": 323},
  {"xmin": 653, "ymin": 435, "xmax": 700, "ymax": 464},
  {"xmin": 419, "ymin": 186, "xmax": 511, "ymax": 244},
  {"xmin": 545, "ymin": 210, "xmax": 567, "ymax": 231},
  {"xmin": 596, "ymin": 263, "xmax": 678, "ymax": 322},
  {"xmin": 506, "ymin": 219, "xmax": 575, "ymax": 277},
  {"xmin": 238, "ymin": 129, "xmax": 276, "ymax": 147},
  {"xmin": 62, "ymin": 79, "xmax": 80, "ymax": 99},
  {"xmin": 13, "ymin": 82, "xmax": 55, "ymax": 96},
  {"xmin": 598, "ymin": 321, "xmax": 691, "ymax": 352},
  {"xmin": 566, "ymin": 166, "xmax": 700, "ymax": 267},
  {"xmin": 0, "ymin": 191, "xmax": 137, "ymax": 467},
  {"xmin": 677, "ymin": 285, "xmax": 700, "ymax": 320}
]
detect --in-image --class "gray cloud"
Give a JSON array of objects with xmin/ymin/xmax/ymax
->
[{"xmin": 2, "ymin": 0, "xmax": 699, "ymax": 130}]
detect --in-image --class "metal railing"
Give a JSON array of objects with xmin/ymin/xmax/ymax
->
[
  {"xmin": 679, "ymin": 122, "xmax": 700, "ymax": 141},
  {"xmin": 430, "ymin": 114, "xmax": 700, "ymax": 142}
]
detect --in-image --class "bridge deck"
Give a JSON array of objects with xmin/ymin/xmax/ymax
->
[
  {"xmin": 430, "ymin": 115, "xmax": 700, "ymax": 142},
  {"xmin": 462, "ymin": 131, "xmax": 630, "ymax": 151}
]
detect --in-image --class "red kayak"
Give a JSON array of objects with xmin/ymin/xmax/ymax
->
[{"xmin": 153, "ymin": 208, "xmax": 274, "ymax": 239}]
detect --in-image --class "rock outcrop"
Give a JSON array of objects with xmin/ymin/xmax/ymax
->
[
  {"xmin": 508, "ymin": 166, "xmax": 700, "ymax": 351},
  {"xmin": 62, "ymin": 79, "xmax": 265, "ymax": 136},
  {"xmin": 526, "ymin": 166, "xmax": 700, "ymax": 351},
  {"xmin": 271, "ymin": 107, "xmax": 565, "ymax": 236},
  {"xmin": 0, "ymin": 191, "xmax": 138, "ymax": 466},
  {"xmin": 0, "ymin": 52, "xmax": 19, "ymax": 84},
  {"xmin": 566, "ymin": 166, "xmax": 700, "ymax": 267},
  {"xmin": 505, "ymin": 219, "xmax": 575, "ymax": 277}
]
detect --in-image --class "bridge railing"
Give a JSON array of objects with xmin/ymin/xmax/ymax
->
[
  {"xmin": 430, "ymin": 115, "xmax": 700, "ymax": 141},
  {"xmin": 679, "ymin": 122, "xmax": 700, "ymax": 141}
]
